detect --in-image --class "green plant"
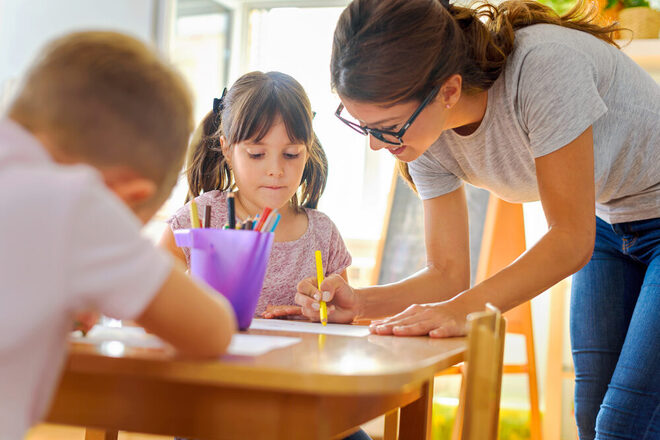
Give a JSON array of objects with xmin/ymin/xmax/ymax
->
[
  {"xmin": 606, "ymin": 0, "xmax": 649, "ymax": 9},
  {"xmin": 536, "ymin": 0, "xmax": 580, "ymax": 15},
  {"xmin": 431, "ymin": 402, "xmax": 532, "ymax": 440}
]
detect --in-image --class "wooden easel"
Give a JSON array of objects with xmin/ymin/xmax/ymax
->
[
  {"xmin": 381, "ymin": 193, "xmax": 542, "ymax": 440},
  {"xmin": 448, "ymin": 196, "xmax": 542, "ymax": 440}
]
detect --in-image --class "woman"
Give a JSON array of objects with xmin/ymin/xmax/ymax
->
[{"xmin": 295, "ymin": 0, "xmax": 659, "ymax": 438}]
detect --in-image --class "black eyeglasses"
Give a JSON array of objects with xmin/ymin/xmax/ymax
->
[{"xmin": 335, "ymin": 86, "xmax": 440, "ymax": 146}]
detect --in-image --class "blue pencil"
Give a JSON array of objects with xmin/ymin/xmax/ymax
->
[{"xmin": 269, "ymin": 213, "xmax": 281, "ymax": 232}]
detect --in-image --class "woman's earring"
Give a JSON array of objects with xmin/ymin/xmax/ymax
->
[{"xmin": 445, "ymin": 104, "xmax": 451, "ymax": 109}]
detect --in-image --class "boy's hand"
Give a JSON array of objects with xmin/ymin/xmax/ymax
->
[
  {"xmin": 295, "ymin": 274, "xmax": 358, "ymax": 324},
  {"xmin": 72, "ymin": 311, "xmax": 100, "ymax": 336},
  {"xmin": 261, "ymin": 305, "xmax": 303, "ymax": 319}
]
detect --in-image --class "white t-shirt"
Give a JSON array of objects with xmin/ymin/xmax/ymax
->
[
  {"xmin": 0, "ymin": 119, "xmax": 172, "ymax": 438},
  {"xmin": 409, "ymin": 24, "xmax": 660, "ymax": 224}
]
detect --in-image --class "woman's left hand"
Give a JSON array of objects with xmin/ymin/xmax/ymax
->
[{"xmin": 369, "ymin": 300, "xmax": 469, "ymax": 338}]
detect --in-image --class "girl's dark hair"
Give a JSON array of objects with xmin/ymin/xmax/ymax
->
[
  {"xmin": 186, "ymin": 71, "xmax": 328, "ymax": 209},
  {"xmin": 331, "ymin": 0, "xmax": 620, "ymax": 190}
]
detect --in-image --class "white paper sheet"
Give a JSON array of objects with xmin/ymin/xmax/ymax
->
[
  {"xmin": 227, "ymin": 334, "xmax": 300, "ymax": 356},
  {"xmin": 70, "ymin": 325, "xmax": 164, "ymax": 348},
  {"xmin": 249, "ymin": 318, "xmax": 371, "ymax": 337},
  {"xmin": 71, "ymin": 325, "xmax": 301, "ymax": 356}
]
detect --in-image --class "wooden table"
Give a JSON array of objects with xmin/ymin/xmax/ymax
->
[{"xmin": 46, "ymin": 326, "xmax": 466, "ymax": 440}]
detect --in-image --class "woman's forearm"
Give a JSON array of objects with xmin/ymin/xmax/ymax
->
[
  {"xmin": 452, "ymin": 225, "xmax": 594, "ymax": 314},
  {"xmin": 354, "ymin": 262, "xmax": 470, "ymax": 320}
]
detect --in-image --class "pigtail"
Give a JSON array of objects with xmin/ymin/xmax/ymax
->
[
  {"xmin": 297, "ymin": 133, "xmax": 328, "ymax": 210},
  {"xmin": 185, "ymin": 109, "xmax": 233, "ymax": 202}
]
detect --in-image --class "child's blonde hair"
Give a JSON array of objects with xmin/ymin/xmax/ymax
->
[
  {"xmin": 186, "ymin": 71, "xmax": 328, "ymax": 210},
  {"xmin": 9, "ymin": 31, "xmax": 193, "ymax": 206}
]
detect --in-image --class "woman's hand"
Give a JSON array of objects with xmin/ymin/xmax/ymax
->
[
  {"xmin": 261, "ymin": 304, "xmax": 303, "ymax": 319},
  {"xmin": 369, "ymin": 300, "xmax": 469, "ymax": 338},
  {"xmin": 295, "ymin": 274, "xmax": 359, "ymax": 323}
]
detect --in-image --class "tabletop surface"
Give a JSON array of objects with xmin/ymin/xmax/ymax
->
[{"xmin": 66, "ymin": 324, "xmax": 466, "ymax": 395}]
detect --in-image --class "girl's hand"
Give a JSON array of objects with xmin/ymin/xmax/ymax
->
[
  {"xmin": 295, "ymin": 274, "xmax": 358, "ymax": 324},
  {"xmin": 261, "ymin": 305, "xmax": 303, "ymax": 319},
  {"xmin": 73, "ymin": 311, "xmax": 100, "ymax": 336},
  {"xmin": 369, "ymin": 300, "xmax": 469, "ymax": 338}
]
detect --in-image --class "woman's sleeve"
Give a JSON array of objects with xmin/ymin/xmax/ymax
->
[
  {"xmin": 408, "ymin": 151, "xmax": 463, "ymax": 200},
  {"xmin": 517, "ymin": 43, "xmax": 607, "ymax": 158}
]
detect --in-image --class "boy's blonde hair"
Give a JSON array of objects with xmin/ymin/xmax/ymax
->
[{"xmin": 9, "ymin": 31, "xmax": 193, "ymax": 206}]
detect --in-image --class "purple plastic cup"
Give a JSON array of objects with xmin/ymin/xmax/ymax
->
[{"xmin": 174, "ymin": 228, "xmax": 274, "ymax": 329}]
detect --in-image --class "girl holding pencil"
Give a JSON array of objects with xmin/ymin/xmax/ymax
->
[{"xmin": 160, "ymin": 71, "xmax": 353, "ymax": 320}]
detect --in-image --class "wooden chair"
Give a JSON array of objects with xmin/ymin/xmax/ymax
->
[
  {"xmin": 461, "ymin": 303, "xmax": 507, "ymax": 440},
  {"xmin": 382, "ymin": 304, "xmax": 505, "ymax": 440}
]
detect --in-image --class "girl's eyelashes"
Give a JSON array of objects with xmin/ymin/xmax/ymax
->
[{"xmin": 246, "ymin": 152, "xmax": 302, "ymax": 160}]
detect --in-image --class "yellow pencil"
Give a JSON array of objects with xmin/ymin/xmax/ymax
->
[
  {"xmin": 190, "ymin": 200, "xmax": 201, "ymax": 228},
  {"xmin": 315, "ymin": 250, "xmax": 327, "ymax": 326}
]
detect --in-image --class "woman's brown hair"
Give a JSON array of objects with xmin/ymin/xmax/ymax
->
[
  {"xmin": 331, "ymin": 0, "xmax": 620, "ymax": 190},
  {"xmin": 186, "ymin": 71, "xmax": 328, "ymax": 210}
]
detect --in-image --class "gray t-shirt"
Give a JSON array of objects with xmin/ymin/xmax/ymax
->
[{"xmin": 409, "ymin": 23, "xmax": 660, "ymax": 224}]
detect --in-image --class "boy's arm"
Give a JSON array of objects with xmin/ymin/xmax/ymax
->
[
  {"xmin": 158, "ymin": 226, "xmax": 188, "ymax": 265},
  {"xmin": 136, "ymin": 262, "xmax": 236, "ymax": 358}
]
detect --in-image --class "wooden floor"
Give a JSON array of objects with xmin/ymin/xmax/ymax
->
[
  {"xmin": 25, "ymin": 424, "xmax": 170, "ymax": 440},
  {"xmin": 26, "ymin": 419, "xmax": 385, "ymax": 440}
]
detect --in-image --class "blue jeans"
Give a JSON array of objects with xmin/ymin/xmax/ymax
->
[{"xmin": 571, "ymin": 216, "xmax": 660, "ymax": 440}]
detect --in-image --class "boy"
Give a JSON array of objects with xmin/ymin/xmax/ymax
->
[{"xmin": 0, "ymin": 31, "xmax": 236, "ymax": 438}]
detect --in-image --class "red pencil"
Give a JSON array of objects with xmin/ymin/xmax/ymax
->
[{"xmin": 254, "ymin": 207, "xmax": 272, "ymax": 231}]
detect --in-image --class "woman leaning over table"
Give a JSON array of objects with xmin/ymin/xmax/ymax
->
[{"xmin": 295, "ymin": 0, "xmax": 660, "ymax": 438}]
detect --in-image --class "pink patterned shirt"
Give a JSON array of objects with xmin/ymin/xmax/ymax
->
[{"xmin": 168, "ymin": 191, "xmax": 352, "ymax": 315}]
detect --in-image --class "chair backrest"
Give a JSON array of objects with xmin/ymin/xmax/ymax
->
[{"xmin": 461, "ymin": 304, "xmax": 507, "ymax": 440}]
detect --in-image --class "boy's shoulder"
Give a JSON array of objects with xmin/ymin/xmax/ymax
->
[{"xmin": 2, "ymin": 161, "xmax": 107, "ymax": 224}]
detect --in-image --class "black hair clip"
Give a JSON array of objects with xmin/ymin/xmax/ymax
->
[
  {"xmin": 439, "ymin": 0, "xmax": 452, "ymax": 9},
  {"xmin": 213, "ymin": 87, "xmax": 228, "ymax": 114}
]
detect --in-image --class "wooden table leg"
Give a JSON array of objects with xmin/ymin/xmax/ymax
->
[
  {"xmin": 384, "ymin": 408, "xmax": 400, "ymax": 440},
  {"xmin": 398, "ymin": 380, "xmax": 433, "ymax": 440},
  {"xmin": 84, "ymin": 429, "xmax": 118, "ymax": 440}
]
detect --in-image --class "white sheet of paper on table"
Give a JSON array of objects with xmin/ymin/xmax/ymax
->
[
  {"xmin": 249, "ymin": 318, "xmax": 371, "ymax": 337},
  {"xmin": 70, "ymin": 325, "xmax": 301, "ymax": 356},
  {"xmin": 227, "ymin": 334, "xmax": 300, "ymax": 356}
]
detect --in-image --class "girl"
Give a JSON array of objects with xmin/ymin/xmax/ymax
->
[
  {"xmin": 161, "ymin": 70, "xmax": 372, "ymax": 440},
  {"xmin": 160, "ymin": 71, "xmax": 352, "ymax": 319},
  {"xmin": 295, "ymin": 1, "xmax": 660, "ymax": 439}
]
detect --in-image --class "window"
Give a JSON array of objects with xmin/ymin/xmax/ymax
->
[
  {"xmin": 245, "ymin": 6, "xmax": 395, "ymax": 286},
  {"xmin": 157, "ymin": 1, "xmax": 395, "ymax": 286},
  {"xmin": 143, "ymin": 0, "xmax": 232, "ymax": 240}
]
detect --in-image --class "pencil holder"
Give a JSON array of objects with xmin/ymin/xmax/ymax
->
[{"xmin": 174, "ymin": 228, "xmax": 274, "ymax": 329}]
